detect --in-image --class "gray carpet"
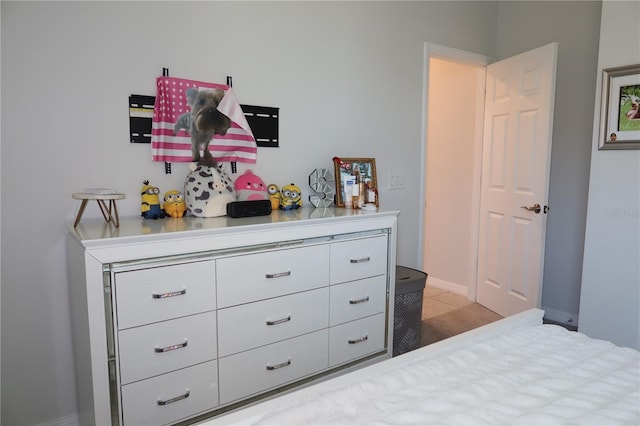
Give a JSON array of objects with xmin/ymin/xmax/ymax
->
[{"xmin": 420, "ymin": 303, "xmax": 503, "ymax": 346}]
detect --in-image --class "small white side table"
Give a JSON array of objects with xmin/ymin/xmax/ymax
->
[{"xmin": 72, "ymin": 192, "xmax": 126, "ymax": 228}]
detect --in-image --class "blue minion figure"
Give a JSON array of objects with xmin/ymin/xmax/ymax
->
[
  {"xmin": 279, "ymin": 183, "xmax": 303, "ymax": 210},
  {"xmin": 141, "ymin": 180, "xmax": 164, "ymax": 219}
]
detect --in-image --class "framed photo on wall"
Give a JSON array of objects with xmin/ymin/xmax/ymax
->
[
  {"xmin": 332, "ymin": 157, "xmax": 378, "ymax": 207},
  {"xmin": 599, "ymin": 64, "xmax": 640, "ymax": 150}
]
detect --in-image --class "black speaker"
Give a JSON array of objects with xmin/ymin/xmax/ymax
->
[{"xmin": 226, "ymin": 200, "xmax": 272, "ymax": 218}]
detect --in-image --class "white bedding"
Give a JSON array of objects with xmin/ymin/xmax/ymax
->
[{"xmin": 217, "ymin": 323, "xmax": 640, "ymax": 425}]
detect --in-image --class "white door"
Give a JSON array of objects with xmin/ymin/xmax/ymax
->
[{"xmin": 476, "ymin": 43, "xmax": 558, "ymax": 317}]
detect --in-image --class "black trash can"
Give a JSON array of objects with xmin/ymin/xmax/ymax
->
[{"xmin": 393, "ymin": 266, "xmax": 428, "ymax": 357}]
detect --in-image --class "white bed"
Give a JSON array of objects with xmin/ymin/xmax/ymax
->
[{"xmin": 206, "ymin": 309, "xmax": 640, "ymax": 425}]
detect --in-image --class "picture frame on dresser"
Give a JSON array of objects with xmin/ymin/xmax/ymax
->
[
  {"xmin": 598, "ymin": 64, "xmax": 640, "ymax": 150},
  {"xmin": 332, "ymin": 157, "xmax": 379, "ymax": 207}
]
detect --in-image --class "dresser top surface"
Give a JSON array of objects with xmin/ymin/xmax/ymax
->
[{"xmin": 68, "ymin": 207, "xmax": 399, "ymax": 248}]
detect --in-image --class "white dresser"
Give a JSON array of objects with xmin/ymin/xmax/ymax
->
[{"xmin": 68, "ymin": 208, "xmax": 398, "ymax": 425}]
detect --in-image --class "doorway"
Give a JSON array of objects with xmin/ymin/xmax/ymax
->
[
  {"xmin": 420, "ymin": 44, "xmax": 490, "ymax": 302},
  {"xmin": 420, "ymin": 43, "xmax": 558, "ymax": 317}
]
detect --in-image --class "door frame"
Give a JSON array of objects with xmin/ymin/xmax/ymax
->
[{"xmin": 418, "ymin": 43, "xmax": 492, "ymax": 300}]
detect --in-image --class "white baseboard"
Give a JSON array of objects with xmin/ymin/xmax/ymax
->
[
  {"xmin": 542, "ymin": 305, "xmax": 579, "ymax": 328},
  {"xmin": 426, "ymin": 276, "xmax": 470, "ymax": 299},
  {"xmin": 34, "ymin": 412, "xmax": 80, "ymax": 426}
]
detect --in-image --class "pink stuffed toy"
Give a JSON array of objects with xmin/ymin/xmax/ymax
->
[{"xmin": 234, "ymin": 170, "xmax": 268, "ymax": 201}]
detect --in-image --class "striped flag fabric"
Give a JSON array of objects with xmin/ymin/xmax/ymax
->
[{"xmin": 151, "ymin": 76, "xmax": 257, "ymax": 163}]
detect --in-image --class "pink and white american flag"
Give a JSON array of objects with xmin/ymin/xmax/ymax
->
[{"xmin": 151, "ymin": 76, "xmax": 257, "ymax": 163}]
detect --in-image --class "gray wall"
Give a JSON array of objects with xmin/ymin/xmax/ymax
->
[
  {"xmin": 1, "ymin": 1, "xmax": 604, "ymax": 424},
  {"xmin": 579, "ymin": 0, "xmax": 640, "ymax": 350}
]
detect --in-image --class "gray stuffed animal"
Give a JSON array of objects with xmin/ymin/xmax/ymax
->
[{"xmin": 174, "ymin": 87, "xmax": 232, "ymax": 165}]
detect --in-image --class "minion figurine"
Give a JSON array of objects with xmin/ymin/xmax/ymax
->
[
  {"xmin": 141, "ymin": 180, "xmax": 164, "ymax": 219},
  {"xmin": 163, "ymin": 190, "xmax": 186, "ymax": 218},
  {"xmin": 267, "ymin": 184, "xmax": 281, "ymax": 210},
  {"xmin": 279, "ymin": 183, "xmax": 303, "ymax": 210}
]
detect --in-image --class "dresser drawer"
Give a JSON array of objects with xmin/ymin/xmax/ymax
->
[
  {"xmin": 218, "ymin": 329, "xmax": 329, "ymax": 405},
  {"xmin": 118, "ymin": 311, "xmax": 217, "ymax": 385},
  {"xmin": 330, "ymin": 235, "xmax": 388, "ymax": 285},
  {"xmin": 330, "ymin": 275, "xmax": 387, "ymax": 326},
  {"xmin": 217, "ymin": 287, "xmax": 329, "ymax": 357},
  {"xmin": 114, "ymin": 260, "xmax": 216, "ymax": 330},
  {"xmin": 120, "ymin": 360, "xmax": 218, "ymax": 426},
  {"xmin": 217, "ymin": 244, "xmax": 330, "ymax": 307},
  {"xmin": 329, "ymin": 313, "xmax": 386, "ymax": 367}
]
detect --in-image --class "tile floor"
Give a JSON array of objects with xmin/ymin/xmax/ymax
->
[
  {"xmin": 421, "ymin": 287, "xmax": 578, "ymax": 332},
  {"xmin": 421, "ymin": 286, "xmax": 473, "ymax": 320}
]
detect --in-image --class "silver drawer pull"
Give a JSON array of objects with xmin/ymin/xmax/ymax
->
[
  {"xmin": 266, "ymin": 359, "xmax": 291, "ymax": 370},
  {"xmin": 350, "ymin": 256, "xmax": 371, "ymax": 264},
  {"xmin": 266, "ymin": 315, "xmax": 291, "ymax": 326},
  {"xmin": 154, "ymin": 340, "xmax": 188, "ymax": 353},
  {"xmin": 152, "ymin": 288, "xmax": 186, "ymax": 299},
  {"xmin": 348, "ymin": 335, "xmax": 369, "ymax": 344},
  {"xmin": 157, "ymin": 390, "xmax": 190, "ymax": 406},
  {"xmin": 349, "ymin": 296, "xmax": 370, "ymax": 305},
  {"xmin": 265, "ymin": 270, "xmax": 291, "ymax": 279}
]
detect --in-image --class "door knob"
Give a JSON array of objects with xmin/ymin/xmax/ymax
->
[{"xmin": 521, "ymin": 203, "xmax": 541, "ymax": 214}]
